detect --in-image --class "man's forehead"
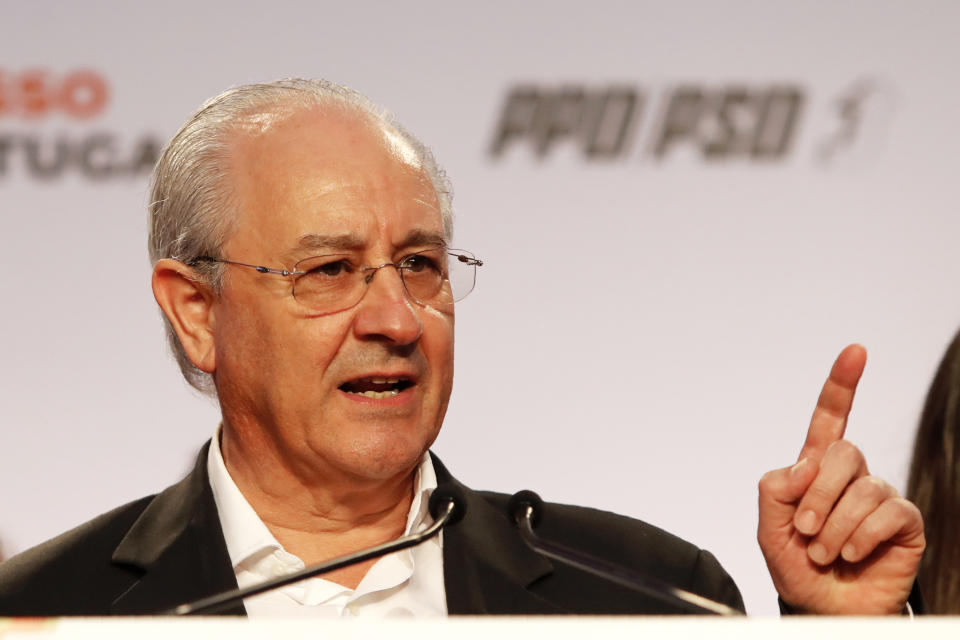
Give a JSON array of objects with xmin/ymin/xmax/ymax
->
[
  {"xmin": 232, "ymin": 104, "xmax": 418, "ymax": 169},
  {"xmin": 226, "ymin": 103, "xmax": 445, "ymax": 253},
  {"xmin": 229, "ymin": 105, "xmax": 439, "ymax": 202}
]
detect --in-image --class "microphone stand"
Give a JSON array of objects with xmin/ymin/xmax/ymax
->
[
  {"xmin": 164, "ymin": 500, "xmax": 456, "ymax": 616},
  {"xmin": 513, "ymin": 502, "xmax": 742, "ymax": 616}
]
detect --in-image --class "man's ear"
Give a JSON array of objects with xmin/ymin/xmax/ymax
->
[{"xmin": 152, "ymin": 259, "xmax": 217, "ymax": 374}]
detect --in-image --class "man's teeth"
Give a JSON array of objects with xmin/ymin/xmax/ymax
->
[
  {"xmin": 349, "ymin": 389, "xmax": 400, "ymax": 398},
  {"xmin": 342, "ymin": 377, "xmax": 406, "ymax": 398}
]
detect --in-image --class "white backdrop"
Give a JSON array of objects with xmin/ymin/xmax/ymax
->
[{"xmin": 2, "ymin": 0, "xmax": 959, "ymax": 616}]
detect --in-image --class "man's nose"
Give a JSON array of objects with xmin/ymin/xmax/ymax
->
[{"xmin": 352, "ymin": 265, "xmax": 423, "ymax": 345}]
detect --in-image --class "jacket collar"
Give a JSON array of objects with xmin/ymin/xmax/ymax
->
[
  {"xmin": 432, "ymin": 454, "xmax": 564, "ymax": 614},
  {"xmin": 109, "ymin": 441, "xmax": 245, "ymax": 615}
]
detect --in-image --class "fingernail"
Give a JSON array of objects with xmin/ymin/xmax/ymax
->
[
  {"xmin": 841, "ymin": 543, "xmax": 856, "ymax": 561},
  {"xmin": 796, "ymin": 509, "xmax": 818, "ymax": 534},
  {"xmin": 790, "ymin": 458, "xmax": 810, "ymax": 477},
  {"xmin": 808, "ymin": 542, "xmax": 828, "ymax": 565}
]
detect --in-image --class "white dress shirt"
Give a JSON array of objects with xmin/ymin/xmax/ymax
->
[{"xmin": 207, "ymin": 429, "xmax": 447, "ymax": 618}]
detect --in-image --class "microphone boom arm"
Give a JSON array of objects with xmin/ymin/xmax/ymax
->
[
  {"xmin": 515, "ymin": 505, "xmax": 742, "ymax": 616},
  {"xmin": 164, "ymin": 500, "xmax": 455, "ymax": 616}
]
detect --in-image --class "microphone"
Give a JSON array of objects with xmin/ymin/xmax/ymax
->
[
  {"xmin": 430, "ymin": 483, "xmax": 467, "ymax": 525},
  {"xmin": 163, "ymin": 483, "xmax": 467, "ymax": 615},
  {"xmin": 508, "ymin": 490, "xmax": 742, "ymax": 616}
]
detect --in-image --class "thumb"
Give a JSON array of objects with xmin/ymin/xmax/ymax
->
[{"xmin": 759, "ymin": 458, "xmax": 818, "ymax": 536}]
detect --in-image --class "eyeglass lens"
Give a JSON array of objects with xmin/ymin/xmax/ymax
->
[{"xmin": 291, "ymin": 249, "xmax": 477, "ymax": 312}]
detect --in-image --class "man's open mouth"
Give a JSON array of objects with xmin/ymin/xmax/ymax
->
[{"xmin": 339, "ymin": 377, "xmax": 415, "ymax": 399}]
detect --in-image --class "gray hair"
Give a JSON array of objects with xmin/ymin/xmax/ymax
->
[{"xmin": 148, "ymin": 78, "xmax": 454, "ymax": 394}]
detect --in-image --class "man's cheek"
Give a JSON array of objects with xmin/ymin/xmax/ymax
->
[
  {"xmin": 423, "ymin": 313, "xmax": 455, "ymax": 393},
  {"xmin": 215, "ymin": 316, "xmax": 268, "ymax": 373},
  {"xmin": 294, "ymin": 320, "xmax": 352, "ymax": 371},
  {"xmin": 421, "ymin": 306, "xmax": 455, "ymax": 344}
]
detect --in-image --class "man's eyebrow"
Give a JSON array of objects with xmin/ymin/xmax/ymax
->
[
  {"xmin": 291, "ymin": 233, "xmax": 366, "ymax": 254},
  {"xmin": 399, "ymin": 230, "xmax": 446, "ymax": 249},
  {"xmin": 285, "ymin": 230, "xmax": 446, "ymax": 261}
]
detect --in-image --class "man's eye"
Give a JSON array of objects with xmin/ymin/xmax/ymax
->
[
  {"xmin": 402, "ymin": 254, "xmax": 440, "ymax": 273},
  {"xmin": 309, "ymin": 260, "xmax": 352, "ymax": 277}
]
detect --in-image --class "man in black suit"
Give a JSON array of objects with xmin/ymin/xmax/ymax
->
[
  {"xmin": 0, "ymin": 445, "xmax": 743, "ymax": 615},
  {"xmin": 0, "ymin": 79, "xmax": 923, "ymax": 617}
]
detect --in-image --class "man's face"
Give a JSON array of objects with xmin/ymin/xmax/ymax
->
[{"xmin": 211, "ymin": 106, "xmax": 454, "ymax": 483}]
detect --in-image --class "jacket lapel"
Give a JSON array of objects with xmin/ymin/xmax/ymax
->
[
  {"xmin": 109, "ymin": 442, "xmax": 245, "ymax": 616},
  {"xmin": 432, "ymin": 455, "xmax": 566, "ymax": 615},
  {"xmin": 106, "ymin": 446, "xmax": 559, "ymax": 616}
]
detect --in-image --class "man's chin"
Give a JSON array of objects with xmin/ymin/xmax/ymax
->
[
  {"xmin": 316, "ymin": 430, "xmax": 437, "ymax": 483},
  {"xmin": 336, "ymin": 450, "xmax": 428, "ymax": 484}
]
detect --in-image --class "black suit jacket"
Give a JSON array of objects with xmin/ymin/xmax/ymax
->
[{"xmin": 0, "ymin": 444, "xmax": 744, "ymax": 616}]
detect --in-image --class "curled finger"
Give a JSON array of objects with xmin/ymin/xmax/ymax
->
[
  {"xmin": 840, "ymin": 497, "xmax": 925, "ymax": 563},
  {"xmin": 806, "ymin": 475, "xmax": 897, "ymax": 566}
]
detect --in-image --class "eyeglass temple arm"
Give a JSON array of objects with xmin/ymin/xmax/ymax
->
[{"xmin": 190, "ymin": 256, "xmax": 296, "ymax": 277}]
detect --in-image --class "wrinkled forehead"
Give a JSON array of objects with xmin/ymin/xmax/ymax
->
[{"xmin": 224, "ymin": 104, "xmax": 444, "ymax": 255}]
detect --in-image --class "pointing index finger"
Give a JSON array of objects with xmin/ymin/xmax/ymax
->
[{"xmin": 798, "ymin": 344, "xmax": 867, "ymax": 463}]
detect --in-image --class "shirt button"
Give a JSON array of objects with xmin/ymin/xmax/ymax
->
[{"xmin": 272, "ymin": 564, "xmax": 286, "ymax": 576}]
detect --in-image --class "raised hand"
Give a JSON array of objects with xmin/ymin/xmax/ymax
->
[{"xmin": 757, "ymin": 344, "xmax": 924, "ymax": 614}]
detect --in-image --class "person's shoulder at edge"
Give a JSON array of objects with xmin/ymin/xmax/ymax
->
[
  {"xmin": 0, "ymin": 448, "xmax": 214, "ymax": 617},
  {"xmin": 0, "ymin": 493, "xmax": 155, "ymax": 615},
  {"xmin": 474, "ymin": 489, "xmax": 746, "ymax": 613}
]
